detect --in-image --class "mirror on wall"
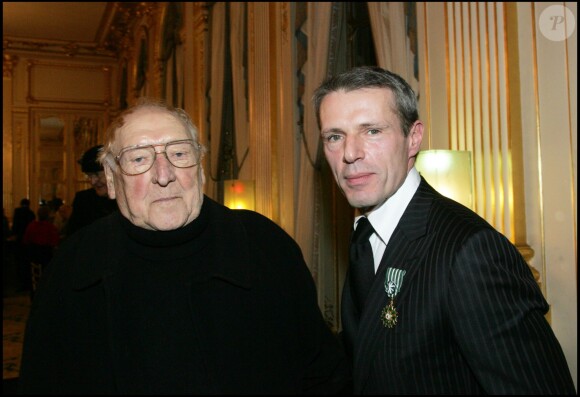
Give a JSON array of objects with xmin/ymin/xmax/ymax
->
[
  {"xmin": 32, "ymin": 110, "xmax": 104, "ymax": 208},
  {"xmin": 37, "ymin": 116, "xmax": 66, "ymax": 205},
  {"xmin": 72, "ymin": 116, "xmax": 101, "ymax": 194}
]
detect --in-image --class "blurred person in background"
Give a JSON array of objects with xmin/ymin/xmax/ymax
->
[
  {"xmin": 66, "ymin": 145, "xmax": 118, "ymax": 236},
  {"xmin": 53, "ymin": 203, "xmax": 72, "ymax": 239},
  {"xmin": 22, "ymin": 205, "xmax": 60, "ymax": 298},
  {"xmin": 23, "ymin": 205, "xmax": 60, "ymax": 268},
  {"xmin": 11, "ymin": 198, "xmax": 36, "ymax": 292}
]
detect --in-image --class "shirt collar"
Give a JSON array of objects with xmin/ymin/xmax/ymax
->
[{"xmin": 357, "ymin": 167, "xmax": 421, "ymax": 245}]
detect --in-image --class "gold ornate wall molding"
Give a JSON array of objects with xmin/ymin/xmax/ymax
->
[
  {"xmin": 3, "ymin": 53, "xmax": 18, "ymax": 78},
  {"xmin": 247, "ymin": 3, "xmax": 274, "ymax": 219},
  {"xmin": 11, "ymin": 112, "xmax": 30, "ymax": 205},
  {"xmin": 3, "ymin": 37, "xmax": 116, "ymax": 58},
  {"xmin": 189, "ymin": 2, "xmax": 210, "ymax": 138},
  {"xmin": 3, "ymin": 3, "xmax": 149, "ymax": 59},
  {"xmin": 272, "ymin": 2, "xmax": 296, "ymax": 235},
  {"xmin": 25, "ymin": 59, "xmax": 112, "ymax": 106}
]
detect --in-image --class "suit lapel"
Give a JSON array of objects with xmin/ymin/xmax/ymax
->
[{"xmin": 353, "ymin": 178, "xmax": 437, "ymax": 391}]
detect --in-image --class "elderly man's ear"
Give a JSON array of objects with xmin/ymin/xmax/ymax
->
[{"xmin": 104, "ymin": 165, "xmax": 117, "ymax": 200}]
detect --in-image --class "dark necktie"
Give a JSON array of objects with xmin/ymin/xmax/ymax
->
[{"xmin": 349, "ymin": 217, "xmax": 375, "ymax": 313}]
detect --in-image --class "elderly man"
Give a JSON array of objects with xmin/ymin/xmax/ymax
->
[{"xmin": 19, "ymin": 98, "xmax": 350, "ymax": 394}]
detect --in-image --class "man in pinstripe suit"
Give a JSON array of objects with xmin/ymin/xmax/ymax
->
[{"xmin": 313, "ymin": 66, "xmax": 575, "ymax": 394}]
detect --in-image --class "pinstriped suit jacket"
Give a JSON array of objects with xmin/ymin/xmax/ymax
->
[{"xmin": 341, "ymin": 177, "xmax": 575, "ymax": 394}]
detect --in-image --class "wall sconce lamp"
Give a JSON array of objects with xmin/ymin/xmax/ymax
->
[
  {"xmin": 415, "ymin": 150, "xmax": 474, "ymax": 210},
  {"xmin": 223, "ymin": 179, "xmax": 255, "ymax": 211}
]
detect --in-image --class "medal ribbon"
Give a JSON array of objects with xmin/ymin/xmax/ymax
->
[{"xmin": 385, "ymin": 267, "xmax": 406, "ymax": 297}]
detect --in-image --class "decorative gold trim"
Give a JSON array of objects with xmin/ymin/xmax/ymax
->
[
  {"xmin": 3, "ymin": 36, "xmax": 117, "ymax": 58},
  {"xmin": 3, "ymin": 3, "xmax": 148, "ymax": 58},
  {"xmin": 418, "ymin": 3, "xmax": 431, "ymax": 148},
  {"xmin": 281, "ymin": 3, "xmax": 289, "ymax": 41},
  {"xmin": 3, "ymin": 53, "xmax": 18, "ymax": 78}
]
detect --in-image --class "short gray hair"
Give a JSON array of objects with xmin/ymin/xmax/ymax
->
[{"xmin": 312, "ymin": 66, "xmax": 419, "ymax": 137}]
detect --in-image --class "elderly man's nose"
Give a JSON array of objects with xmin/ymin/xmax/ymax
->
[{"xmin": 151, "ymin": 152, "xmax": 176, "ymax": 185}]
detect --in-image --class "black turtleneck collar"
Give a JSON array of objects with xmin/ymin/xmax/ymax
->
[
  {"xmin": 71, "ymin": 195, "xmax": 257, "ymax": 290},
  {"xmin": 118, "ymin": 197, "xmax": 211, "ymax": 261}
]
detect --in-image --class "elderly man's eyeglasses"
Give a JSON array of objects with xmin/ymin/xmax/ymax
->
[{"xmin": 115, "ymin": 139, "xmax": 202, "ymax": 176}]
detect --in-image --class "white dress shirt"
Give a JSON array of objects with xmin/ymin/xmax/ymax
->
[{"xmin": 353, "ymin": 167, "xmax": 421, "ymax": 273}]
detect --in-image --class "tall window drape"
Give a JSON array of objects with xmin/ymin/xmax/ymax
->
[
  {"xmin": 208, "ymin": 2, "xmax": 226, "ymax": 190},
  {"xmin": 295, "ymin": 2, "xmax": 333, "ymax": 283},
  {"xmin": 367, "ymin": 2, "xmax": 419, "ymax": 95},
  {"xmin": 208, "ymin": 2, "xmax": 249, "ymax": 198},
  {"xmin": 161, "ymin": 2, "xmax": 184, "ymax": 108}
]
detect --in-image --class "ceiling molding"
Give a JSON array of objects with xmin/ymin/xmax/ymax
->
[{"xmin": 2, "ymin": 2, "xmax": 145, "ymax": 59}]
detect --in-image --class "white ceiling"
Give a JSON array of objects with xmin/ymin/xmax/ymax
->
[{"xmin": 3, "ymin": 2, "xmax": 108, "ymax": 43}]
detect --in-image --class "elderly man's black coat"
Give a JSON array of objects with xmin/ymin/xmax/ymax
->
[{"xmin": 19, "ymin": 196, "xmax": 350, "ymax": 394}]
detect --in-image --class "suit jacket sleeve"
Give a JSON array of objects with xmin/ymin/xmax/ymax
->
[{"xmin": 448, "ymin": 228, "xmax": 575, "ymax": 394}]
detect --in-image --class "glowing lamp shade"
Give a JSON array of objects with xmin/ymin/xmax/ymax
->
[
  {"xmin": 223, "ymin": 179, "xmax": 255, "ymax": 210},
  {"xmin": 415, "ymin": 150, "xmax": 474, "ymax": 209}
]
